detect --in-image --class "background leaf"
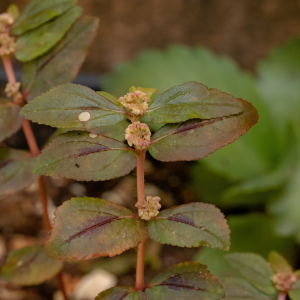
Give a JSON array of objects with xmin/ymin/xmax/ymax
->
[
  {"xmin": 147, "ymin": 202, "xmax": 230, "ymax": 250},
  {"xmin": 0, "ymin": 99, "xmax": 23, "ymax": 142},
  {"xmin": 145, "ymin": 262, "xmax": 224, "ymax": 300},
  {"xmin": 0, "ymin": 147, "xmax": 38, "ymax": 196},
  {"xmin": 95, "ymin": 287, "xmax": 147, "ymax": 300},
  {"xmin": 32, "ymin": 131, "xmax": 136, "ymax": 181},
  {"xmin": 45, "ymin": 197, "xmax": 148, "ymax": 260},
  {"xmin": 22, "ymin": 17, "xmax": 99, "ymax": 101},
  {"xmin": 11, "ymin": 0, "xmax": 77, "ymax": 36},
  {"xmin": 223, "ymin": 278, "xmax": 274, "ymax": 300},
  {"xmin": 268, "ymin": 250, "xmax": 293, "ymax": 273},
  {"xmin": 149, "ymin": 99, "xmax": 258, "ymax": 162},
  {"xmin": 142, "ymin": 81, "xmax": 244, "ymax": 124},
  {"xmin": 0, "ymin": 245, "xmax": 63, "ymax": 285},
  {"xmin": 289, "ymin": 280, "xmax": 300, "ymax": 300},
  {"xmin": 15, "ymin": 6, "xmax": 82, "ymax": 62},
  {"xmin": 21, "ymin": 84, "xmax": 126, "ymax": 129},
  {"xmin": 225, "ymin": 253, "xmax": 276, "ymax": 295}
]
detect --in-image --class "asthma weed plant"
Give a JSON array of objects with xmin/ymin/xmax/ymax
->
[{"xmin": 20, "ymin": 79, "xmax": 258, "ymax": 300}]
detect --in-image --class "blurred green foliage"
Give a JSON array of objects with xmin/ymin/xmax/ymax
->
[{"xmin": 103, "ymin": 40, "xmax": 300, "ymax": 273}]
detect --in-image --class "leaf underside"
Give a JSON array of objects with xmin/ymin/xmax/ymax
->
[
  {"xmin": 15, "ymin": 6, "xmax": 82, "ymax": 62},
  {"xmin": 0, "ymin": 147, "xmax": 38, "ymax": 196},
  {"xmin": 32, "ymin": 131, "xmax": 136, "ymax": 181},
  {"xmin": 0, "ymin": 99, "xmax": 23, "ymax": 142},
  {"xmin": 225, "ymin": 253, "xmax": 276, "ymax": 295},
  {"xmin": 145, "ymin": 262, "xmax": 225, "ymax": 300},
  {"xmin": 22, "ymin": 17, "xmax": 99, "ymax": 101},
  {"xmin": 11, "ymin": 0, "xmax": 77, "ymax": 36},
  {"xmin": 149, "ymin": 98, "xmax": 258, "ymax": 162},
  {"xmin": 147, "ymin": 202, "xmax": 230, "ymax": 251},
  {"xmin": 45, "ymin": 197, "xmax": 148, "ymax": 260},
  {"xmin": 143, "ymin": 81, "xmax": 245, "ymax": 124},
  {"xmin": 0, "ymin": 245, "xmax": 63, "ymax": 285},
  {"xmin": 21, "ymin": 83, "xmax": 126, "ymax": 129}
]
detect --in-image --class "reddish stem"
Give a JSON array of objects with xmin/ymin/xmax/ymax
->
[
  {"xmin": 277, "ymin": 293, "xmax": 286, "ymax": 300},
  {"xmin": 1, "ymin": 56, "xmax": 69, "ymax": 300},
  {"xmin": 135, "ymin": 151, "xmax": 146, "ymax": 290}
]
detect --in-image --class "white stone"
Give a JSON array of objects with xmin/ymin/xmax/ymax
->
[
  {"xmin": 78, "ymin": 111, "xmax": 91, "ymax": 122},
  {"xmin": 89, "ymin": 133, "xmax": 97, "ymax": 139},
  {"xmin": 73, "ymin": 269, "xmax": 117, "ymax": 300}
]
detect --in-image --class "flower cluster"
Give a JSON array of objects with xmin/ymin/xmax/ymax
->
[
  {"xmin": 125, "ymin": 122, "xmax": 151, "ymax": 151},
  {"xmin": 137, "ymin": 196, "xmax": 161, "ymax": 221},
  {"xmin": 5, "ymin": 82, "xmax": 22, "ymax": 102},
  {"xmin": 0, "ymin": 13, "xmax": 14, "ymax": 33},
  {"xmin": 0, "ymin": 33, "xmax": 16, "ymax": 56},
  {"xmin": 119, "ymin": 90, "xmax": 150, "ymax": 116},
  {"xmin": 272, "ymin": 272, "xmax": 297, "ymax": 292}
]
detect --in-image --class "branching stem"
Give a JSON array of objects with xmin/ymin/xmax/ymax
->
[
  {"xmin": 135, "ymin": 150, "xmax": 146, "ymax": 290},
  {"xmin": 277, "ymin": 293, "xmax": 286, "ymax": 300},
  {"xmin": 1, "ymin": 55, "xmax": 69, "ymax": 300}
]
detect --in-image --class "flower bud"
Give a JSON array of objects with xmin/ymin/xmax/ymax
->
[
  {"xmin": 0, "ymin": 33, "xmax": 16, "ymax": 56},
  {"xmin": 137, "ymin": 196, "xmax": 161, "ymax": 221},
  {"xmin": 125, "ymin": 122, "xmax": 151, "ymax": 151},
  {"xmin": 119, "ymin": 90, "xmax": 150, "ymax": 116},
  {"xmin": 272, "ymin": 272, "xmax": 297, "ymax": 292}
]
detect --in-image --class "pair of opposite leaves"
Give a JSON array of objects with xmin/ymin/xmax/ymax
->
[{"xmin": 21, "ymin": 81, "xmax": 258, "ymax": 182}]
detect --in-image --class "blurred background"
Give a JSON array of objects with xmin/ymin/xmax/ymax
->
[{"xmin": 1, "ymin": 0, "xmax": 300, "ymax": 299}]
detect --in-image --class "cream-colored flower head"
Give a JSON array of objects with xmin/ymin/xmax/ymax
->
[
  {"xmin": 137, "ymin": 196, "xmax": 161, "ymax": 221},
  {"xmin": 272, "ymin": 272, "xmax": 297, "ymax": 292},
  {"xmin": 119, "ymin": 90, "xmax": 150, "ymax": 116},
  {"xmin": 0, "ymin": 13, "xmax": 14, "ymax": 33},
  {"xmin": 0, "ymin": 33, "xmax": 16, "ymax": 56},
  {"xmin": 125, "ymin": 122, "xmax": 151, "ymax": 151}
]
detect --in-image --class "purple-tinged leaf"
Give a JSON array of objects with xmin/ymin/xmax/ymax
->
[
  {"xmin": 223, "ymin": 278, "xmax": 274, "ymax": 300},
  {"xmin": 225, "ymin": 253, "xmax": 276, "ymax": 295},
  {"xmin": 143, "ymin": 81, "xmax": 244, "ymax": 124},
  {"xmin": 45, "ymin": 197, "xmax": 148, "ymax": 260},
  {"xmin": 0, "ymin": 99, "xmax": 23, "ymax": 142},
  {"xmin": 21, "ymin": 84, "xmax": 126, "ymax": 128},
  {"xmin": 32, "ymin": 131, "xmax": 136, "ymax": 181},
  {"xmin": 149, "ymin": 99, "xmax": 258, "ymax": 162},
  {"xmin": 145, "ymin": 262, "xmax": 224, "ymax": 300},
  {"xmin": 23, "ymin": 17, "xmax": 99, "ymax": 101},
  {"xmin": 95, "ymin": 287, "xmax": 148, "ymax": 300},
  {"xmin": 147, "ymin": 203, "xmax": 230, "ymax": 250},
  {"xmin": 11, "ymin": 0, "xmax": 77, "ymax": 36},
  {"xmin": 268, "ymin": 251, "xmax": 293, "ymax": 274},
  {"xmin": 0, "ymin": 246, "xmax": 63, "ymax": 285},
  {"xmin": 0, "ymin": 147, "xmax": 38, "ymax": 196},
  {"xmin": 15, "ymin": 6, "xmax": 82, "ymax": 62}
]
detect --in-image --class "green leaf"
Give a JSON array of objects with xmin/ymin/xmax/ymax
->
[
  {"xmin": 96, "ymin": 91, "xmax": 123, "ymax": 108},
  {"xmin": 11, "ymin": 0, "xmax": 77, "ymax": 36},
  {"xmin": 225, "ymin": 253, "xmax": 276, "ymax": 295},
  {"xmin": 0, "ymin": 245, "xmax": 63, "ymax": 285},
  {"xmin": 7, "ymin": 4, "xmax": 19, "ymax": 20},
  {"xmin": 147, "ymin": 203, "xmax": 230, "ymax": 250},
  {"xmin": 32, "ymin": 131, "xmax": 136, "ymax": 181},
  {"xmin": 145, "ymin": 262, "xmax": 224, "ymax": 300},
  {"xmin": 96, "ymin": 287, "xmax": 147, "ymax": 300},
  {"xmin": 223, "ymin": 278, "xmax": 274, "ymax": 300},
  {"xmin": 103, "ymin": 45, "xmax": 279, "ymax": 181},
  {"xmin": 0, "ymin": 99, "xmax": 23, "ymax": 142},
  {"xmin": 21, "ymin": 84, "xmax": 126, "ymax": 129},
  {"xmin": 257, "ymin": 39, "xmax": 300, "ymax": 139},
  {"xmin": 149, "ymin": 99, "xmax": 258, "ymax": 162},
  {"xmin": 23, "ymin": 17, "xmax": 99, "ymax": 101},
  {"xmin": 268, "ymin": 251, "xmax": 293, "ymax": 274},
  {"xmin": 45, "ymin": 197, "xmax": 148, "ymax": 260},
  {"xmin": 15, "ymin": 6, "xmax": 82, "ymax": 62},
  {"xmin": 0, "ymin": 147, "xmax": 38, "ymax": 196},
  {"xmin": 143, "ymin": 81, "xmax": 244, "ymax": 124},
  {"xmin": 289, "ymin": 280, "xmax": 300, "ymax": 300}
]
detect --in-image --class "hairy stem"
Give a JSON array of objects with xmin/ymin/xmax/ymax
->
[
  {"xmin": 1, "ymin": 55, "xmax": 69, "ymax": 300},
  {"xmin": 135, "ymin": 151, "xmax": 146, "ymax": 290},
  {"xmin": 277, "ymin": 293, "xmax": 286, "ymax": 300}
]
